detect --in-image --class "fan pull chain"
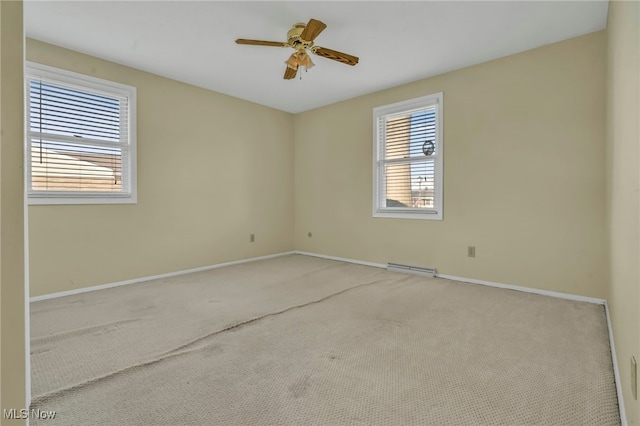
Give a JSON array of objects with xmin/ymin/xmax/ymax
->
[{"xmin": 300, "ymin": 66, "xmax": 309, "ymax": 80}]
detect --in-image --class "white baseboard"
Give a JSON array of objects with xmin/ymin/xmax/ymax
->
[
  {"xmin": 605, "ymin": 301, "xmax": 628, "ymax": 426},
  {"xmin": 30, "ymin": 251, "xmax": 296, "ymax": 302},
  {"xmin": 436, "ymin": 273, "xmax": 606, "ymax": 305},
  {"xmin": 294, "ymin": 251, "xmax": 387, "ymax": 269},
  {"xmin": 295, "ymin": 251, "xmax": 605, "ymax": 304}
]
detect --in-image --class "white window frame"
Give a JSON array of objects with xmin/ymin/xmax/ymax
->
[
  {"xmin": 25, "ymin": 62, "xmax": 137, "ymax": 205},
  {"xmin": 372, "ymin": 93, "xmax": 443, "ymax": 220}
]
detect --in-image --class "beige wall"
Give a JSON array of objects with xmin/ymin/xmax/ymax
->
[
  {"xmin": 606, "ymin": 0, "xmax": 640, "ymax": 423},
  {"xmin": 295, "ymin": 32, "xmax": 607, "ymax": 299},
  {"xmin": 0, "ymin": 1, "xmax": 26, "ymax": 424},
  {"xmin": 27, "ymin": 39, "xmax": 294, "ymax": 297}
]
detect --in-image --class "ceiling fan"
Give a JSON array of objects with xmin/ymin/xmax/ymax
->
[{"xmin": 235, "ymin": 18, "xmax": 359, "ymax": 80}]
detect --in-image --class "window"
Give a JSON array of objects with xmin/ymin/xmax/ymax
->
[
  {"xmin": 373, "ymin": 93, "xmax": 443, "ymax": 220},
  {"xmin": 26, "ymin": 62, "xmax": 136, "ymax": 204}
]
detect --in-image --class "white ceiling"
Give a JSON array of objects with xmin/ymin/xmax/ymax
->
[{"xmin": 24, "ymin": 1, "xmax": 608, "ymax": 114}]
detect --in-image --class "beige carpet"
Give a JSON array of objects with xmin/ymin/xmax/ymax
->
[{"xmin": 30, "ymin": 254, "xmax": 620, "ymax": 425}]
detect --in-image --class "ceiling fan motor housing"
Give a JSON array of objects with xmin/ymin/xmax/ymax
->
[{"xmin": 288, "ymin": 23, "xmax": 314, "ymax": 50}]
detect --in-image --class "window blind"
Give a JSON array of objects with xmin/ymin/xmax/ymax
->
[
  {"xmin": 27, "ymin": 77, "xmax": 130, "ymax": 196},
  {"xmin": 377, "ymin": 105, "xmax": 439, "ymax": 213}
]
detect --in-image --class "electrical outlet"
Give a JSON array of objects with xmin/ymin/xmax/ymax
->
[
  {"xmin": 632, "ymin": 356, "xmax": 637, "ymax": 400},
  {"xmin": 468, "ymin": 246, "xmax": 476, "ymax": 258},
  {"xmin": 308, "ymin": 232, "xmax": 312, "ymax": 238},
  {"xmin": 250, "ymin": 234, "xmax": 255, "ymax": 243}
]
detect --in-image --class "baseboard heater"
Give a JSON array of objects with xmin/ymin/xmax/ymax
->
[{"xmin": 387, "ymin": 262, "xmax": 436, "ymax": 278}]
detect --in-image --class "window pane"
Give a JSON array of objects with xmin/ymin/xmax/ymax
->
[
  {"xmin": 384, "ymin": 159, "xmax": 436, "ymax": 209},
  {"xmin": 409, "ymin": 109, "xmax": 437, "ymax": 157},
  {"xmin": 384, "ymin": 107, "xmax": 437, "ymax": 160},
  {"xmin": 410, "ymin": 160, "xmax": 435, "ymax": 209},
  {"xmin": 384, "ymin": 115, "xmax": 412, "ymax": 160},
  {"xmin": 30, "ymin": 80, "xmax": 122, "ymax": 142},
  {"xmin": 30, "ymin": 138, "xmax": 122, "ymax": 192}
]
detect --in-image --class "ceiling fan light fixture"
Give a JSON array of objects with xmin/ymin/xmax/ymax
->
[
  {"xmin": 285, "ymin": 54, "xmax": 299, "ymax": 70},
  {"xmin": 300, "ymin": 51, "xmax": 315, "ymax": 70},
  {"xmin": 285, "ymin": 50, "xmax": 315, "ymax": 71}
]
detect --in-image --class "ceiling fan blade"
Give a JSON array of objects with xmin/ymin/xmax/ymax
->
[
  {"xmin": 300, "ymin": 19, "xmax": 327, "ymax": 42},
  {"xmin": 235, "ymin": 39, "xmax": 288, "ymax": 47},
  {"xmin": 312, "ymin": 47, "xmax": 359, "ymax": 66},
  {"xmin": 284, "ymin": 66, "xmax": 297, "ymax": 80}
]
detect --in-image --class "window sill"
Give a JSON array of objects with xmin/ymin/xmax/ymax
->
[
  {"xmin": 28, "ymin": 195, "xmax": 137, "ymax": 206},
  {"xmin": 373, "ymin": 210, "xmax": 442, "ymax": 220}
]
